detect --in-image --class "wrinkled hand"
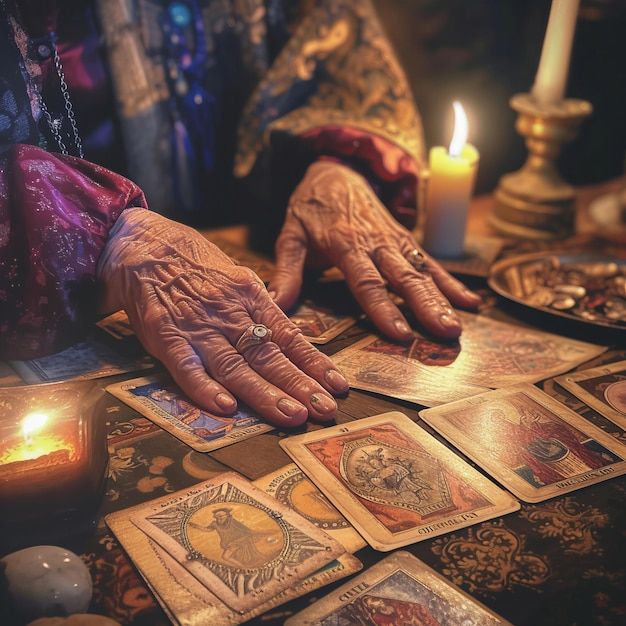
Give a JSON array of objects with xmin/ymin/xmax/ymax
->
[
  {"xmin": 97, "ymin": 208, "xmax": 348, "ymax": 427},
  {"xmin": 270, "ymin": 161, "xmax": 481, "ymax": 341}
]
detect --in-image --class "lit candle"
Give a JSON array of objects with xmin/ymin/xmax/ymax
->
[
  {"xmin": 0, "ymin": 412, "xmax": 75, "ymax": 465},
  {"xmin": 531, "ymin": 0, "xmax": 580, "ymax": 105},
  {"xmin": 0, "ymin": 382, "xmax": 109, "ymax": 529},
  {"xmin": 423, "ymin": 102, "xmax": 479, "ymax": 258}
]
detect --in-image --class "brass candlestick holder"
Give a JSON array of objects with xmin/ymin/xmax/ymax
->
[{"xmin": 491, "ymin": 93, "xmax": 592, "ymax": 239}]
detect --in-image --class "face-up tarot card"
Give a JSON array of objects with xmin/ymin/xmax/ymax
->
[
  {"xmin": 96, "ymin": 310, "xmax": 135, "ymax": 339},
  {"xmin": 332, "ymin": 312, "xmax": 605, "ymax": 407},
  {"xmin": 280, "ymin": 412, "xmax": 519, "ymax": 551},
  {"xmin": 10, "ymin": 337, "xmax": 154, "ymax": 384},
  {"xmin": 289, "ymin": 301, "xmax": 357, "ymax": 344},
  {"xmin": 106, "ymin": 376, "xmax": 273, "ymax": 452},
  {"xmin": 286, "ymin": 550, "xmax": 512, "ymax": 626},
  {"xmin": 127, "ymin": 472, "xmax": 346, "ymax": 612},
  {"xmin": 556, "ymin": 360, "xmax": 626, "ymax": 430},
  {"xmin": 106, "ymin": 495, "xmax": 361, "ymax": 626},
  {"xmin": 420, "ymin": 384, "xmax": 626, "ymax": 502},
  {"xmin": 253, "ymin": 463, "xmax": 366, "ymax": 553}
]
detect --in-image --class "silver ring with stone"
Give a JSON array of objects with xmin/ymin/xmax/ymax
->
[
  {"xmin": 407, "ymin": 249, "xmax": 429, "ymax": 273},
  {"xmin": 235, "ymin": 324, "xmax": 272, "ymax": 353}
]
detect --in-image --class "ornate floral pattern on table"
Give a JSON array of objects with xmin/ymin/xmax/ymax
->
[{"xmin": 60, "ymin": 367, "xmax": 626, "ymax": 626}]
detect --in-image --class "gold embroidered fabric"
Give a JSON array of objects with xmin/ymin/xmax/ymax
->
[{"xmin": 234, "ymin": 0, "xmax": 425, "ymax": 178}]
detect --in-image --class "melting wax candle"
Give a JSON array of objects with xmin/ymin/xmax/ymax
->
[{"xmin": 423, "ymin": 102, "xmax": 479, "ymax": 258}]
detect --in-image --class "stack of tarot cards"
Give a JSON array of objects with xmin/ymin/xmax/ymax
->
[{"xmin": 106, "ymin": 472, "xmax": 363, "ymax": 626}]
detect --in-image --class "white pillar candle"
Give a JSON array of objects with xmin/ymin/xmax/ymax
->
[
  {"xmin": 423, "ymin": 102, "xmax": 479, "ymax": 259},
  {"xmin": 531, "ymin": 0, "xmax": 580, "ymax": 105}
]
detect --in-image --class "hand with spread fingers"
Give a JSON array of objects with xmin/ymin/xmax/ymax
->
[
  {"xmin": 97, "ymin": 208, "xmax": 348, "ymax": 427},
  {"xmin": 269, "ymin": 161, "xmax": 481, "ymax": 341}
]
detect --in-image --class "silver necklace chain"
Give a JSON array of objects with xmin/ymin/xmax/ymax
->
[
  {"xmin": 46, "ymin": 32, "xmax": 84, "ymax": 158},
  {"xmin": 2, "ymin": 1, "xmax": 84, "ymax": 158}
]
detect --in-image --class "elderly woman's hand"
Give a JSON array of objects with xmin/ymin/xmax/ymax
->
[
  {"xmin": 97, "ymin": 208, "xmax": 348, "ymax": 427},
  {"xmin": 269, "ymin": 161, "xmax": 481, "ymax": 341}
]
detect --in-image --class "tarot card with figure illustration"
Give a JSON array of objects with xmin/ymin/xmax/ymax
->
[
  {"xmin": 286, "ymin": 550, "xmax": 512, "ymax": 626},
  {"xmin": 128, "ymin": 472, "xmax": 345, "ymax": 612},
  {"xmin": 420, "ymin": 384, "xmax": 626, "ymax": 502},
  {"xmin": 331, "ymin": 312, "xmax": 605, "ymax": 407},
  {"xmin": 106, "ymin": 375, "xmax": 273, "ymax": 452},
  {"xmin": 289, "ymin": 301, "xmax": 357, "ymax": 344},
  {"xmin": 556, "ymin": 360, "xmax": 626, "ymax": 430},
  {"xmin": 10, "ymin": 337, "xmax": 154, "ymax": 383},
  {"xmin": 107, "ymin": 501, "xmax": 361, "ymax": 626},
  {"xmin": 280, "ymin": 412, "xmax": 519, "ymax": 551},
  {"xmin": 253, "ymin": 463, "xmax": 366, "ymax": 553}
]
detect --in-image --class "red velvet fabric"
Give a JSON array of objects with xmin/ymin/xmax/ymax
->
[
  {"xmin": 0, "ymin": 144, "xmax": 146, "ymax": 358},
  {"xmin": 301, "ymin": 126, "xmax": 420, "ymax": 229}
]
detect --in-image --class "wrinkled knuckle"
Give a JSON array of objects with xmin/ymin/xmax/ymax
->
[
  {"xmin": 247, "ymin": 342, "xmax": 280, "ymax": 367},
  {"xmin": 212, "ymin": 349, "xmax": 245, "ymax": 379},
  {"xmin": 237, "ymin": 267, "xmax": 263, "ymax": 295},
  {"xmin": 355, "ymin": 273, "xmax": 386, "ymax": 293},
  {"xmin": 144, "ymin": 307, "xmax": 169, "ymax": 330},
  {"xmin": 172, "ymin": 350, "xmax": 203, "ymax": 375},
  {"xmin": 271, "ymin": 315, "xmax": 301, "ymax": 338}
]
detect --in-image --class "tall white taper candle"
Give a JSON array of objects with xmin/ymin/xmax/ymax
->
[{"xmin": 531, "ymin": 0, "xmax": 580, "ymax": 105}]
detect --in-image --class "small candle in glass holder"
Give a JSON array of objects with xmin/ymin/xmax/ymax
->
[
  {"xmin": 423, "ymin": 102, "xmax": 479, "ymax": 258},
  {"xmin": 0, "ymin": 381, "xmax": 108, "ymax": 532}
]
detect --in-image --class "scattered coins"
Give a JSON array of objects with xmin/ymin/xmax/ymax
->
[{"xmin": 521, "ymin": 257, "xmax": 626, "ymax": 326}]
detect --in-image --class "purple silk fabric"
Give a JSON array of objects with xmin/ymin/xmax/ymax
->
[{"xmin": 0, "ymin": 144, "xmax": 146, "ymax": 358}]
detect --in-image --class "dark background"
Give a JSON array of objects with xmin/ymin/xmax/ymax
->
[{"xmin": 374, "ymin": 0, "xmax": 626, "ymax": 193}]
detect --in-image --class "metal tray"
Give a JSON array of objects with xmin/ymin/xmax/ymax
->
[{"xmin": 488, "ymin": 251, "xmax": 626, "ymax": 332}]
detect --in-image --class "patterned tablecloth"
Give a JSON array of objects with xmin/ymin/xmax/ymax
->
[
  {"xmin": 2, "ymin": 226, "xmax": 625, "ymax": 626},
  {"xmin": 49, "ymin": 337, "xmax": 623, "ymax": 626}
]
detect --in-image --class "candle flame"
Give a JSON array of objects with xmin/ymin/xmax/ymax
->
[
  {"xmin": 22, "ymin": 412, "xmax": 49, "ymax": 441},
  {"xmin": 449, "ymin": 101, "xmax": 468, "ymax": 157}
]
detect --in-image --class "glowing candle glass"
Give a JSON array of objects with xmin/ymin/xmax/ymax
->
[
  {"xmin": 0, "ymin": 381, "xmax": 108, "ymax": 539},
  {"xmin": 423, "ymin": 102, "xmax": 479, "ymax": 258}
]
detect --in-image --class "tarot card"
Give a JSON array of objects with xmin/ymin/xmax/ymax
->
[
  {"xmin": 0, "ymin": 362, "xmax": 20, "ymax": 387},
  {"xmin": 96, "ymin": 310, "xmax": 135, "ymax": 339},
  {"xmin": 332, "ymin": 312, "xmax": 605, "ymax": 407},
  {"xmin": 206, "ymin": 236, "xmax": 275, "ymax": 282},
  {"xmin": 107, "ymin": 507, "xmax": 361, "ymax": 626},
  {"xmin": 420, "ymin": 384, "xmax": 626, "ymax": 502},
  {"xmin": 289, "ymin": 301, "xmax": 357, "ymax": 344},
  {"xmin": 280, "ymin": 412, "xmax": 519, "ymax": 551},
  {"xmin": 128, "ymin": 472, "xmax": 346, "ymax": 612},
  {"xmin": 253, "ymin": 463, "xmax": 366, "ymax": 553},
  {"xmin": 556, "ymin": 360, "xmax": 626, "ymax": 430},
  {"xmin": 10, "ymin": 337, "xmax": 154, "ymax": 383},
  {"xmin": 286, "ymin": 550, "xmax": 511, "ymax": 626},
  {"xmin": 106, "ymin": 376, "xmax": 273, "ymax": 452}
]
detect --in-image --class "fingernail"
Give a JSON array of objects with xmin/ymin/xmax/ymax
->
[
  {"xmin": 277, "ymin": 398, "xmax": 307, "ymax": 419},
  {"xmin": 268, "ymin": 290, "xmax": 277, "ymax": 300},
  {"xmin": 394, "ymin": 319, "xmax": 412, "ymax": 336},
  {"xmin": 310, "ymin": 393, "xmax": 337, "ymax": 413},
  {"xmin": 464, "ymin": 287, "xmax": 481, "ymax": 302},
  {"xmin": 439, "ymin": 313, "xmax": 461, "ymax": 328},
  {"xmin": 216, "ymin": 393, "xmax": 236, "ymax": 412},
  {"xmin": 325, "ymin": 369, "xmax": 349, "ymax": 393}
]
